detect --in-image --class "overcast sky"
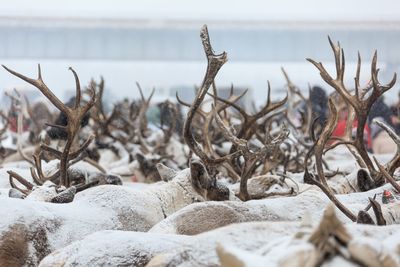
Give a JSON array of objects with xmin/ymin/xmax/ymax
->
[
  {"xmin": 1, "ymin": 0, "xmax": 400, "ymax": 22},
  {"xmin": 1, "ymin": 0, "xmax": 400, "ymax": 103}
]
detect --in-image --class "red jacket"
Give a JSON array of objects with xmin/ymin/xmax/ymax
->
[{"xmin": 332, "ymin": 119, "xmax": 372, "ymax": 149}]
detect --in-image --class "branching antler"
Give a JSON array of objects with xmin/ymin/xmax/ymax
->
[
  {"xmin": 183, "ymin": 25, "xmax": 231, "ymax": 169},
  {"xmin": 373, "ymin": 118, "xmax": 400, "ymax": 176},
  {"xmin": 133, "ymin": 82, "xmax": 155, "ymax": 153},
  {"xmin": 307, "ymin": 37, "xmax": 397, "ymax": 184},
  {"xmin": 2, "ymin": 65, "xmax": 96, "ymax": 187},
  {"xmin": 304, "ymin": 98, "xmax": 357, "ymax": 222},
  {"xmin": 213, "ymin": 107, "xmax": 289, "ymax": 200},
  {"xmin": 210, "ymin": 82, "xmax": 287, "ymax": 174}
]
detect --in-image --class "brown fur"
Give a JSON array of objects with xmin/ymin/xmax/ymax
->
[
  {"xmin": 0, "ymin": 224, "xmax": 28, "ymax": 267},
  {"xmin": 0, "ymin": 221, "xmax": 56, "ymax": 266}
]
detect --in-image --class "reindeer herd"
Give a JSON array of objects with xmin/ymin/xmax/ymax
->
[{"xmin": 0, "ymin": 25, "xmax": 399, "ymax": 266}]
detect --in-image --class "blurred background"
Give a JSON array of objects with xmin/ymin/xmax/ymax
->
[{"xmin": 0, "ymin": 0, "xmax": 400, "ymax": 107}]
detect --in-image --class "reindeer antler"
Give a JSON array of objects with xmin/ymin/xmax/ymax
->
[
  {"xmin": 305, "ymin": 98, "xmax": 357, "ymax": 222},
  {"xmin": 307, "ymin": 37, "xmax": 397, "ymax": 185},
  {"xmin": 2, "ymin": 65, "xmax": 96, "ymax": 187},
  {"xmin": 183, "ymin": 25, "xmax": 229, "ymax": 168}
]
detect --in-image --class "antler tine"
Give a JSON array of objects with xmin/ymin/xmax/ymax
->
[
  {"xmin": 82, "ymin": 81, "xmax": 97, "ymax": 115},
  {"xmin": 355, "ymin": 52, "xmax": 361, "ymax": 99},
  {"xmin": 31, "ymin": 153, "xmax": 45, "ymax": 185},
  {"xmin": 207, "ymin": 91, "xmax": 248, "ymax": 119},
  {"xmin": 183, "ymin": 25, "xmax": 228, "ymax": 166},
  {"xmin": 148, "ymin": 87, "xmax": 156, "ymax": 104},
  {"xmin": 373, "ymin": 119, "xmax": 400, "ymax": 175},
  {"xmin": 7, "ymin": 170, "xmax": 34, "ymax": 194},
  {"xmin": 211, "ymin": 81, "xmax": 218, "ymax": 104},
  {"xmin": 68, "ymin": 134, "xmax": 95, "ymax": 160},
  {"xmin": 135, "ymin": 82, "xmax": 155, "ymax": 109},
  {"xmin": 30, "ymin": 167, "xmax": 43, "ymax": 186},
  {"xmin": 281, "ymin": 67, "xmax": 293, "ymax": 88},
  {"xmin": 69, "ymin": 67, "xmax": 82, "ymax": 110},
  {"xmin": 96, "ymin": 76, "xmax": 106, "ymax": 118},
  {"xmin": 2, "ymin": 64, "xmax": 69, "ymax": 115},
  {"xmin": 369, "ymin": 197, "xmax": 386, "ymax": 225},
  {"xmin": 327, "ymin": 36, "xmax": 344, "ymax": 81},
  {"xmin": 315, "ymin": 99, "xmax": 339, "ymax": 187},
  {"xmin": 30, "ymin": 150, "xmax": 60, "ymax": 184},
  {"xmin": 373, "ymin": 156, "xmax": 400, "ymax": 193},
  {"xmin": 213, "ymin": 105, "xmax": 247, "ymax": 150},
  {"xmin": 307, "ymin": 98, "xmax": 357, "ymax": 222},
  {"xmin": 213, "ymin": 88, "xmax": 248, "ymax": 108},
  {"xmin": 136, "ymin": 82, "xmax": 146, "ymax": 102},
  {"xmin": 374, "ymin": 118, "xmax": 400, "ymax": 145},
  {"xmin": 176, "ymin": 92, "xmax": 193, "ymax": 108},
  {"xmin": 256, "ymin": 87, "xmax": 287, "ymax": 121},
  {"xmin": 229, "ymin": 83, "xmax": 234, "ymax": 97},
  {"xmin": 371, "ymin": 51, "xmax": 397, "ymax": 98},
  {"xmin": 266, "ymin": 81, "xmax": 271, "ymax": 106},
  {"xmin": 282, "ymin": 67, "xmax": 306, "ymax": 101}
]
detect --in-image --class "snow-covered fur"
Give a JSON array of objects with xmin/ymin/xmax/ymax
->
[
  {"xmin": 39, "ymin": 207, "xmax": 400, "ymax": 267},
  {"xmin": 0, "ymin": 161, "xmax": 235, "ymax": 266},
  {"xmin": 150, "ymin": 184, "xmax": 400, "ymax": 235},
  {"xmin": 215, "ymin": 207, "xmax": 400, "ymax": 267}
]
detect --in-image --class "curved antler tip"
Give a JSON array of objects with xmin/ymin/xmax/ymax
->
[
  {"xmin": 2, "ymin": 65, "xmax": 11, "ymax": 72},
  {"xmin": 284, "ymin": 91, "xmax": 289, "ymax": 98}
]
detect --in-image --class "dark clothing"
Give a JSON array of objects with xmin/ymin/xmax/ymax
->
[
  {"xmin": 368, "ymin": 97, "xmax": 393, "ymax": 139},
  {"xmin": 308, "ymin": 86, "xmax": 328, "ymax": 133},
  {"xmin": 390, "ymin": 104, "xmax": 400, "ymax": 134},
  {"xmin": 47, "ymin": 97, "xmax": 90, "ymax": 139}
]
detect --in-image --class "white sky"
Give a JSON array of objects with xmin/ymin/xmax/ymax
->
[{"xmin": 0, "ymin": 0, "xmax": 399, "ymax": 22}]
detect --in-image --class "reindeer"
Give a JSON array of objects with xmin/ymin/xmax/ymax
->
[
  {"xmin": 0, "ymin": 65, "xmax": 126, "ymax": 201},
  {"xmin": 4, "ymin": 23, "xmax": 400, "ymax": 267},
  {"xmin": 216, "ymin": 205, "xmax": 400, "ymax": 267},
  {"xmin": 39, "ymin": 205, "xmax": 400, "ymax": 267},
  {"xmin": 303, "ymin": 37, "xmax": 400, "ymax": 224},
  {"xmin": 148, "ymin": 181, "xmax": 400, "ymax": 236},
  {"xmin": 0, "ymin": 159, "xmax": 236, "ymax": 266}
]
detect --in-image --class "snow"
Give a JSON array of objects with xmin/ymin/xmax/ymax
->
[
  {"xmin": 149, "ymin": 180, "xmax": 400, "ymax": 236},
  {"xmin": 39, "ymin": 217, "xmax": 400, "ymax": 266},
  {"xmin": 1, "ymin": 136, "xmax": 400, "ymax": 265},
  {"xmin": 0, "ymin": 164, "xmax": 238, "ymax": 265}
]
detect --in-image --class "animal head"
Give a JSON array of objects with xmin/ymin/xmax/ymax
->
[{"xmin": 157, "ymin": 159, "xmax": 237, "ymax": 201}]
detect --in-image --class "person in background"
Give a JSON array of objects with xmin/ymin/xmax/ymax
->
[
  {"xmin": 47, "ymin": 96, "xmax": 90, "ymax": 139},
  {"xmin": 330, "ymin": 100, "xmax": 372, "ymax": 151},
  {"xmin": 308, "ymin": 85, "xmax": 328, "ymax": 137},
  {"xmin": 390, "ymin": 91, "xmax": 400, "ymax": 134},
  {"xmin": 368, "ymin": 96, "xmax": 396, "ymax": 154}
]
